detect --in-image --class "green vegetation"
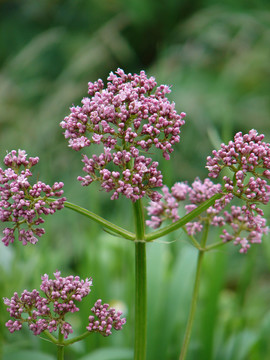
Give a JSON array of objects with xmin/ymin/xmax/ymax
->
[{"xmin": 1, "ymin": 1, "xmax": 270, "ymax": 359}]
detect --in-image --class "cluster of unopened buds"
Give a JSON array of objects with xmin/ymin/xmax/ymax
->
[
  {"xmin": 147, "ymin": 130, "xmax": 270, "ymax": 253},
  {"xmin": 87, "ymin": 299, "xmax": 126, "ymax": 336},
  {"xmin": 3, "ymin": 271, "xmax": 126, "ymax": 339},
  {"xmin": 60, "ymin": 68, "xmax": 186, "ymax": 202},
  {"xmin": 0, "ymin": 150, "xmax": 66, "ymax": 246},
  {"xmin": 206, "ymin": 129, "xmax": 270, "ymax": 207}
]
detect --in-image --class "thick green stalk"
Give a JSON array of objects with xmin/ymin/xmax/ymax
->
[
  {"xmin": 179, "ymin": 223, "xmax": 209, "ymax": 360},
  {"xmin": 57, "ymin": 329, "xmax": 65, "ymax": 360},
  {"xmin": 133, "ymin": 199, "xmax": 147, "ymax": 360}
]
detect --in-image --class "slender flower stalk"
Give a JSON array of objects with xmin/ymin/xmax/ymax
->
[
  {"xmin": 145, "ymin": 192, "xmax": 223, "ymax": 241},
  {"xmin": 204, "ymin": 240, "xmax": 227, "ymax": 252},
  {"xmin": 63, "ymin": 201, "xmax": 135, "ymax": 240},
  {"xmin": 179, "ymin": 223, "xmax": 209, "ymax": 360}
]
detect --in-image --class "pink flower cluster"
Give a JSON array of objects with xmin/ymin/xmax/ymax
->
[
  {"xmin": 60, "ymin": 68, "xmax": 186, "ymax": 201},
  {"xmin": 87, "ymin": 299, "xmax": 126, "ymax": 337},
  {"xmin": 0, "ymin": 150, "xmax": 66, "ymax": 246},
  {"xmin": 146, "ymin": 179, "xmax": 222, "ymax": 229},
  {"xmin": 4, "ymin": 271, "xmax": 92, "ymax": 338},
  {"xmin": 220, "ymin": 205, "xmax": 268, "ymax": 253},
  {"xmin": 3, "ymin": 271, "xmax": 126, "ymax": 339},
  {"xmin": 206, "ymin": 129, "xmax": 270, "ymax": 208},
  {"xmin": 146, "ymin": 177, "xmax": 269, "ymax": 253}
]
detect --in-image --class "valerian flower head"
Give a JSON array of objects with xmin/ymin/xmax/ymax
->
[
  {"xmin": 206, "ymin": 129, "xmax": 270, "ymax": 209},
  {"xmin": 3, "ymin": 271, "xmax": 126, "ymax": 339},
  {"xmin": 60, "ymin": 68, "xmax": 186, "ymax": 201},
  {"xmin": 87, "ymin": 299, "xmax": 126, "ymax": 337},
  {"xmin": 220, "ymin": 205, "xmax": 268, "ymax": 253},
  {"xmin": 0, "ymin": 150, "xmax": 66, "ymax": 246},
  {"xmin": 4, "ymin": 271, "xmax": 92, "ymax": 338},
  {"xmin": 146, "ymin": 177, "xmax": 269, "ymax": 253}
]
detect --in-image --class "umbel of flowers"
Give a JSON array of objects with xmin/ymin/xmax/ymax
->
[
  {"xmin": 4, "ymin": 271, "xmax": 126, "ymax": 340},
  {"xmin": 60, "ymin": 68, "xmax": 186, "ymax": 202},
  {"xmin": 147, "ymin": 130, "xmax": 270, "ymax": 253},
  {"xmin": 0, "ymin": 150, "xmax": 66, "ymax": 246}
]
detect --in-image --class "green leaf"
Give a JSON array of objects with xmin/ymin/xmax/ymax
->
[
  {"xmin": 3, "ymin": 350, "xmax": 54, "ymax": 360},
  {"xmin": 78, "ymin": 347, "xmax": 133, "ymax": 360},
  {"xmin": 223, "ymin": 330, "xmax": 258, "ymax": 360}
]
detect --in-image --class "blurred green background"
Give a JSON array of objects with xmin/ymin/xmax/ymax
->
[{"xmin": 0, "ymin": 1, "xmax": 270, "ymax": 359}]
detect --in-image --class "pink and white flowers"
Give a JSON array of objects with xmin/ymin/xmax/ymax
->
[
  {"xmin": 4, "ymin": 271, "xmax": 126, "ymax": 339},
  {"xmin": 60, "ymin": 68, "xmax": 186, "ymax": 201},
  {"xmin": 0, "ymin": 150, "xmax": 66, "ymax": 246}
]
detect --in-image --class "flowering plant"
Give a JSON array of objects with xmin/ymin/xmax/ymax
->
[
  {"xmin": 1, "ymin": 69, "xmax": 270, "ymax": 360},
  {"xmin": 60, "ymin": 69, "xmax": 185, "ymax": 201},
  {"xmin": 4, "ymin": 271, "xmax": 125, "ymax": 357},
  {"xmin": 0, "ymin": 150, "xmax": 65, "ymax": 246}
]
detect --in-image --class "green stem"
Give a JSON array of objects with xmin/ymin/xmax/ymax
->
[
  {"xmin": 133, "ymin": 200, "xmax": 147, "ymax": 360},
  {"xmin": 64, "ymin": 201, "xmax": 135, "ymax": 240},
  {"xmin": 204, "ymin": 240, "xmax": 227, "ymax": 252},
  {"xmin": 61, "ymin": 331, "xmax": 93, "ymax": 346},
  {"xmin": 145, "ymin": 193, "xmax": 222, "ymax": 241},
  {"xmin": 182, "ymin": 227, "xmax": 202, "ymax": 250},
  {"xmin": 57, "ymin": 329, "xmax": 65, "ymax": 360},
  {"xmin": 179, "ymin": 224, "xmax": 209, "ymax": 360},
  {"xmin": 43, "ymin": 330, "xmax": 58, "ymax": 344},
  {"xmin": 43, "ymin": 330, "xmax": 108, "ymax": 348}
]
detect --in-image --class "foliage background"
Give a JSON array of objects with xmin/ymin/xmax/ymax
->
[{"xmin": 0, "ymin": 1, "xmax": 270, "ymax": 359}]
